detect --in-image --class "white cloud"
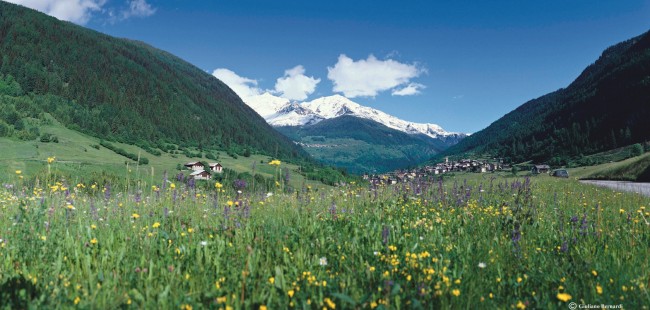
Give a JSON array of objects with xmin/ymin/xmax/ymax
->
[
  {"xmin": 392, "ymin": 83, "xmax": 425, "ymax": 96},
  {"xmin": 6, "ymin": 0, "xmax": 107, "ymax": 24},
  {"xmin": 212, "ymin": 68, "xmax": 262, "ymax": 99},
  {"xmin": 327, "ymin": 54, "xmax": 425, "ymax": 98},
  {"xmin": 121, "ymin": 0, "xmax": 156, "ymax": 19},
  {"xmin": 274, "ymin": 65, "xmax": 320, "ymax": 101},
  {"xmin": 6, "ymin": 0, "xmax": 156, "ymax": 24}
]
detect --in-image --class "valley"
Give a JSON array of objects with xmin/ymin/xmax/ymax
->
[{"xmin": 0, "ymin": 1, "xmax": 649, "ymax": 309}]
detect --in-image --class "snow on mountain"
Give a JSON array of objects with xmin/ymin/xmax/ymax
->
[
  {"xmin": 243, "ymin": 92, "xmax": 467, "ymax": 139},
  {"xmin": 246, "ymin": 93, "xmax": 290, "ymax": 118},
  {"xmin": 266, "ymin": 102, "xmax": 324, "ymax": 126}
]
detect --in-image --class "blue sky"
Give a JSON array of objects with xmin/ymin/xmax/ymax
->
[{"xmin": 9, "ymin": 0, "xmax": 650, "ymax": 133}]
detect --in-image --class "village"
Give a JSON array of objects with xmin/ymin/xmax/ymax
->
[
  {"xmin": 182, "ymin": 161, "xmax": 224, "ymax": 180},
  {"xmin": 363, "ymin": 158, "xmax": 564, "ymax": 184},
  {"xmin": 362, "ymin": 158, "xmax": 503, "ymax": 184}
]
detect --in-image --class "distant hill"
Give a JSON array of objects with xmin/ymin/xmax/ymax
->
[
  {"xmin": 245, "ymin": 93, "xmax": 467, "ymax": 173},
  {"xmin": 0, "ymin": 1, "xmax": 304, "ymax": 160},
  {"xmin": 276, "ymin": 115, "xmax": 452, "ymax": 173},
  {"xmin": 438, "ymin": 30, "xmax": 650, "ymax": 166}
]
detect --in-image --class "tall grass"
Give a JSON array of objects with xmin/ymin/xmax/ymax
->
[{"xmin": 0, "ymin": 166, "xmax": 648, "ymax": 309}]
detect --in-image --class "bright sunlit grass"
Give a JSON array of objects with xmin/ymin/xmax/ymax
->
[{"xmin": 0, "ymin": 168, "xmax": 648, "ymax": 308}]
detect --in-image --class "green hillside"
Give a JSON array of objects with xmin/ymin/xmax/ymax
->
[
  {"xmin": 277, "ymin": 116, "xmax": 446, "ymax": 173},
  {"xmin": 438, "ymin": 30, "xmax": 650, "ymax": 166},
  {"xmin": 569, "ymin": 150, "xmax": 650, "ymax": 181},
  {"xmin": 0, "ymin": 1, "xmax": 304, "ymax": 160},
  {"xmin": 0, "ymin": 115, "xmax": 329, "ymax": 191}
]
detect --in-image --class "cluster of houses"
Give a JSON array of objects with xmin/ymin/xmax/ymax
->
[
  {"xmin": 363, "ymin": 158, "xmax": 509, "ymax": 184},
  {"xmin": 184, "ymin": 161, "xmax": 223, "ymax": 180},
  {"xmin": 424, "ymin": 158, "xmax": 507, "ymax": 174}
]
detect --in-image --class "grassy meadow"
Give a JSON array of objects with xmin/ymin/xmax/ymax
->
[
  {"xmin": 0, "ymin": 164, "xmax": 648, "ymax": 309},
  {"xmin": 0, "ymin": 119, "xmax": 325, "ymax": 191}
]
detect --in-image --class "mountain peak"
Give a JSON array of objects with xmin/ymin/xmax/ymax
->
[{"xmin": 241, "ymin": 93, "xmax": 468, "ymax": 140}]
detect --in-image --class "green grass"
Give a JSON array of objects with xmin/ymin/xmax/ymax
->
[
  {"xmin": 0, "ymin": 170, "xmax": 648, "ymax": 309},
  {"xmin": 0, "ymin": 120, "xmax": 324, "ymax": 191},
  {"xmin": 568, "ymin": 152, "xmax": 650, "ymax": 181}
]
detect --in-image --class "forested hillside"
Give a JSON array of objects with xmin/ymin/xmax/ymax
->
[
  {"xmin": 277, "ymin": 116, "xmax": 448, "ymax": 173},
  {"xmin": 0, "ymin": 2, "xmax": 305, "ymax": 160},
  {"xmin": 439, "ymin": 30, "xmax": 650, "ymax": 166}
]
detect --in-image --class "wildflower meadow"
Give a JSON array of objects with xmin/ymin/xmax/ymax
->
[{"xmin": 0, "ymin": 161, "xmax": 648, "ymax": 309}]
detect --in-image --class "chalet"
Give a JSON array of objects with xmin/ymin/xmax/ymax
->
[
  {"xmin": 190, "ymin": 170, "xmax": 211, "ymax": 180},
  {"xmin": 531, "ymin": 165, "xmax": 550, "ymax": 174},
  {"xmin": 209, "ymin": 163, "xmax": 223, "ymax": 173},
  {"xmin": 184, "ymin": 161, "xmax": 205, "ymax": 171}
]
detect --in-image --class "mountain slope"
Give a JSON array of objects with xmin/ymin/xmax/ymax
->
[
  {"xmin": 0, "ymin": 1, "xmax": 305, "ymax": 160},
  {"xmin": 276, "ymin": 116, "xmax": 447, "ymax": 173},
  {"xmin": 245, "ymin": 93, "xmax": 467, "ymax": 172},
  {"xmin": 247, "ymin": 93, "xmax": 467, "ymax": 141},
  {"xmin": 439, "ymin": 30, "xmax": 650, "ymax": 165}
]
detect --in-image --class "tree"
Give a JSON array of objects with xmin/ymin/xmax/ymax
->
[
  {"xmin": 511, "ymin": 166, "xmax": 519, "ymax": 176},
  {"xmin": 631, "ymin": 143, "xmax": 644, "ymax": 157}
]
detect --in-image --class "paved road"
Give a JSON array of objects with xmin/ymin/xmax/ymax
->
[{"xmin": 579, "ymin": 180, "xmax": 650, "ymax": 197}]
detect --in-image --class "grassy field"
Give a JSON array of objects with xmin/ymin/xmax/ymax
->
[
  {"xmin": 568, "ymin": 152, "xmax": 650, "ymax": 181},
  {"xmin": 0, "ymin": 167, "xmax": 648, "ymax": 309},
  {"xmin": 0, "ymin": 120, "xmax": 325, "ymax": 191}
]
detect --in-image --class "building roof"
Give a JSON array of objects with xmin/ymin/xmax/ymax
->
[{"xmin": 190, "ymin": 170, "xmax": 210, "ymax": 176}]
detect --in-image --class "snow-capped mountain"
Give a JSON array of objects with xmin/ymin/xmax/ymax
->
[
  {"xmin": 244, "ymin": 93, "xmax": 468, "ymax": 140},
  {"xmin": 266, "ymin": 102, "xmax": 324, "ymax": 127}
]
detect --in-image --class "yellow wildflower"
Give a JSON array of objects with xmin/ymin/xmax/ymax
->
[
  {"xmin": 152, "ymin": 222, "xmax": 161, "ymax": 228},
  {"xmin": 452, "ymin": 289, "xmax": 460, "ymax": 297},
  {"xmin": 324, "ymin": 297, "xmax": 336, "ymax": 309},
  {"xmin": 556, "ymin": 292, "xmax": 572, "ymax": 302}
]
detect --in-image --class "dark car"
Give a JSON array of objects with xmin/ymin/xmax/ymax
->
[{"xmin": 551, "ymin": 169, "xmax": 569, "ymax": 178}]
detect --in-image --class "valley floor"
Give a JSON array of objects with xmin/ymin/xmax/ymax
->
[{"xmin": 0, "ymin": 172, "xmax": 648, "ymax": 308}]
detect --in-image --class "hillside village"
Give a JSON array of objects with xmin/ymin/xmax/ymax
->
[
  {"xmin": 183, "ymin": 161, "xmax": 223, "ymax": 180},
  {"xmin": 364, "ymin": 158, "xmax": 509, "ymax": 184}
]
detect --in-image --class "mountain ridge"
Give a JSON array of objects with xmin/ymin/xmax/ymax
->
[
  {"xmin": 437, "ymin": 29, "xmax": 650, "ymax": 166},
  {"xmin": 275, "ymin": 115, "xmax": 448, "ymax": 173},
  {"xmin": 245, "ymin": 93, "xmax": 468, "ymax": 141},
  {"xmin": 0, "ymin": 1, "xmax": 306, "ymax": 161}
]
